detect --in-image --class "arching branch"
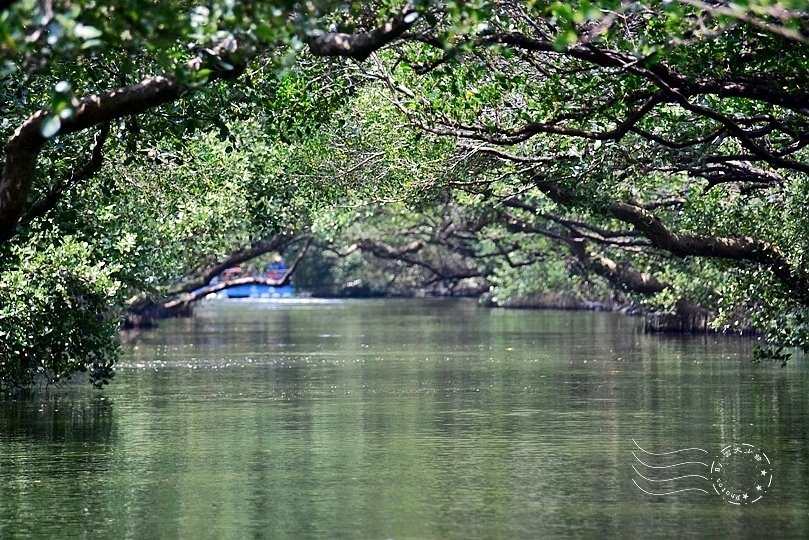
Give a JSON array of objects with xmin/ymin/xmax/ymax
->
[
  {"xmin": 677, "ymin": 0, "xmax": 809, "ymax": 44},
  {"xmin": 307, "ymin": 4, "xmax": 419, "ymax": 61},
  {"xmin": 125, "ymin": 237, "xmax": 311, "ymax": 325},
  {"xmin": 162, "ymin": 239, "xmax": 311, "ymax": 311},
  {"xmin": 535, "ymin": 178, "xmax": 809, "ymax": 304},
  {"xmin": 0, "ymin": 38, "xmax": 244, "ymax": 242},
  {"xmin": 568, "ymin": 241, "xmax": 668, "ymax": 296},
  {"xmin": 1, "ymin": 4, "xmax": 425, "ymax": 243}
]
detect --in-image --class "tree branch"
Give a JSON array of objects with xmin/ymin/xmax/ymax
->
[
  {"xmin": 677, "ymin": 0, "xmax": 809, "ymax": 44},
  {"xmin": 2, "ymin": 6, "xmax": 426, "ymax": 243},
  {"xmin": 569, "ymin": 241, "xmax": 668, "ymax": 295},
  {"xmin": 19, "ymin": 124, "xmax": 111, "ymax": 226},
  {"xmin": 161, "ymin": 238, "xmax": 312, "ymax": 311},
  {"xmin": 488, "ymin": 32, "xmax": 809, "ymax": 112},
  {"xmin": 307, "ymin": 4, "xmax": 419, "ymax": 61},
  {"xmin": 167, "ymin": 233, "xmax": 308, "ymax": 297},
  {"xmin": 0, "ymin": 38, "xmax": 244, "ymax": 242},
  {"xmin": 534, "ymin": 178, "xmax": 809, "ymax": 303}
]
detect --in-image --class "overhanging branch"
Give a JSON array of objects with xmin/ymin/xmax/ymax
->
[
  {"xmin": 0, "ymin": 38, "xmax": 244, "ymax": 242},
  {"xmin": 19, "ymin": 123, "xmax": 111, "ymax": 226},
  {"xmin": 161, "ymin": 238, "xmax": 312, "ymax": 311},
  {"xmin": 308, "ymin": 4, "xmax": 419, "ymax": 61},
  {"xmin": 2, "ymin": 4, "xmax": 425, "ymax": 243},
  {"xmin": 535, "ymin": 177, "xmax": 809, "ymax": 304}
]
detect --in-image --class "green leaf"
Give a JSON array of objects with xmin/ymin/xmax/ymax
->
[
  {"xmin": 82, "ymin": 38, "xmax": 103, "ymax": 49},
  {"xmin": 74, "ymin": 23, "xmax": 103, "ymax": 40},
  {"xmin": 255, "ymin": 21, "xmax": 276, "ymax": 42},
  {"xmin": 552, "ymin": 30, "xmax": 578, "ymax": 51}
]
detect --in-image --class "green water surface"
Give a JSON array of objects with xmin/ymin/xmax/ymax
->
[{"xmin": 1, "ymin": 299, "xmax": 807, "ymax": 538}]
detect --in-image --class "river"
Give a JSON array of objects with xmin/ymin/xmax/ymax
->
[{"xmin": 1, "ymin": 299, "xmax": 808, "ymax": 538}]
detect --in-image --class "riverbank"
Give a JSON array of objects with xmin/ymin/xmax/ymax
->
[{"xmin": 123, "ymin": 286, "xmax": 759, "ymax": 338}]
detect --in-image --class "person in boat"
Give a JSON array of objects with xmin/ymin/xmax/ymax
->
[
  {"xmin": 266, "ymin": 254, "xmax": 287, "ymax": 281},
  {"xmin": 221, "ymin": 265, "xmax": 244, "ymax": 282}
]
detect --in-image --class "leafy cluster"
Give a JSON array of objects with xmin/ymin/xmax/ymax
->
[{"xmin": 0, "ymin": 237, "xmax": 119, "ymax": 389}]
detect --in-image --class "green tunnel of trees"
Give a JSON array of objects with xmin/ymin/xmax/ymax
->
[{"xmin": 1, "ymin": 0, "xmax": 808, "ymax": 389}]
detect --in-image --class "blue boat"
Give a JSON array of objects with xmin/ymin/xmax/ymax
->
[
  {"xmin": 203, "ymin": 259, "xmax": 296, "ymax": 299},
  {"xmin": 224, "ymin": 283, "xmax": 295, "ymax": 298}
]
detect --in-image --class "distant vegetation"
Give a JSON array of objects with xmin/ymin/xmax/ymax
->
[{"xmin": 1, "ymin": 0, "xmax": 807, "ymax": 388}]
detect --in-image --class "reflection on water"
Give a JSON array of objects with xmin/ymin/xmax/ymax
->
[{"xmin": 2, "ymin": 299, "xmax": 808, "ymax": 538}]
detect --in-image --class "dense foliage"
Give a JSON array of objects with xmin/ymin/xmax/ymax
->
[
  {"xmin": 1, "ymin": 0, "xmax": 807, "ymax": 388},
  {"xmin": 309, "ymin": 0, "xmax": 809, "ymax": 348}
]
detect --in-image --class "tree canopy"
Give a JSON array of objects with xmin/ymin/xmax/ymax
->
[{"xmin": 1, "ymin": 0, "xmax": 807, "ymax": 389}]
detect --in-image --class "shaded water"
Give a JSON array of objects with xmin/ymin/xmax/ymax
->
[{"xmin": 2, "ymin": 299, "xmax": 808, "ymax": 539}]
